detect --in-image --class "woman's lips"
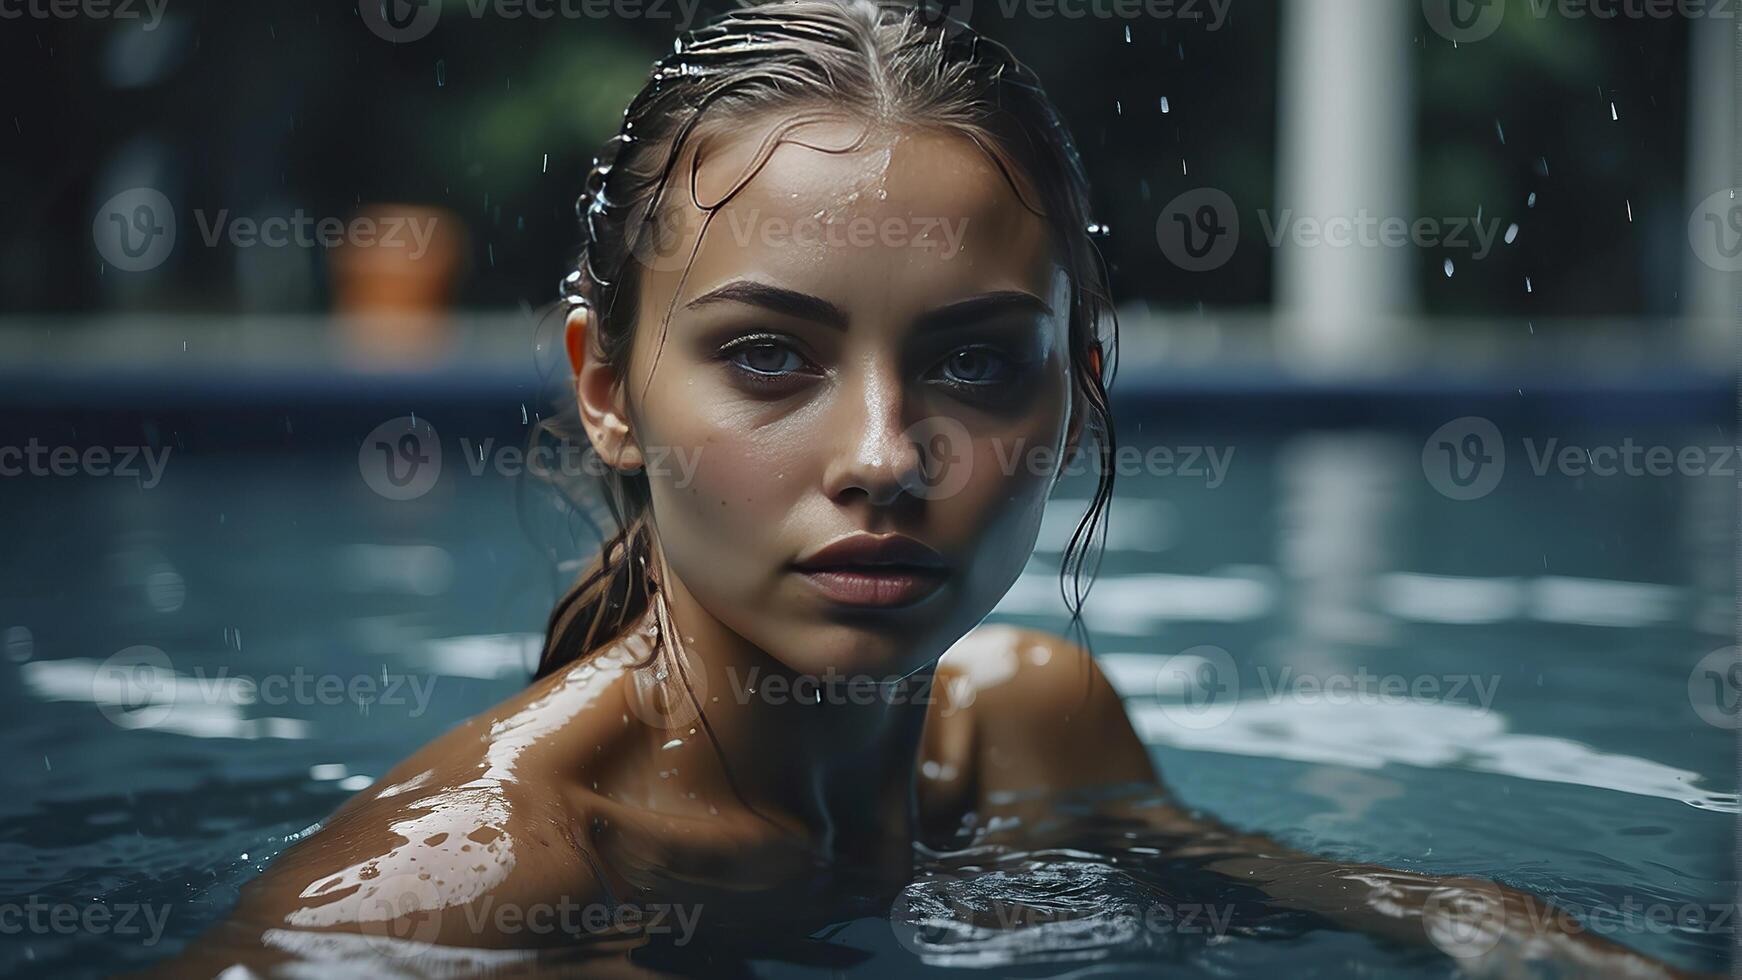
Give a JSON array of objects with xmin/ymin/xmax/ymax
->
[
  {"xmin": 790, "ymin": 533, "xmax": 951, "ymax": 609},
  {"xmin": 793, "ymin": 566, "xmax": 949, "ymax": 608}
]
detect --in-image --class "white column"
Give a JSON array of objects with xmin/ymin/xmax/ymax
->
[
  {"xmin": 1275, "ymin": 0, "xmax": 1418, "ymax": 375},
  {"xmin": 1683, "ymin": 13, "xmax": 1739, "ymax": 360}
]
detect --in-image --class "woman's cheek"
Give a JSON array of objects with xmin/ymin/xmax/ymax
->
[
  {"xmin": 950, "ymin": 410, "xmax": 1065, "ymax": 578},
  {"xmin": 964, "ymin": 432, "xmax": 1052, "ymax": 535},
  {"xmin": 646, "ymin": 420, "xmax": 803, "ymax": 578}
]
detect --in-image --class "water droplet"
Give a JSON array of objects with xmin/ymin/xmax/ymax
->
[
  {"xmin": 1443, "ymin": 258, "xmax": 1455, "ymax": 278},
  {"xmin": 1609, "ymin": 101, "xmax": 1618, "ymax": 121},
  {"xmin": 1525, "ymin": 277, "xmax": 1533, "ymax": 293},
  {"xmin": 1504, "ymin": 223, "xmax": 1519, "ymax": 244},
  {"xmin": 1158, "ymin": 96, "xmax": 1170, "ymax": 114},
  {"xmin": 435, "ymin": 60, "xmax": 445, "ymax": 87},
  {"xmin": 1527, "ymin": 192, "xmax": 1537, "ymax": 208}
]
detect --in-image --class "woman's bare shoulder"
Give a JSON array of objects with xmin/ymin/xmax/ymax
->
[
  {"xmin": 936, "ymin": 622, "xmax": 1108, "ymax": 712},
  {"xmin": 206, "ymin": 634, "xmax": 656, "ymax": 957},
  {"xmin": 931, "ymin": 622, "xmax": 1156, "ymax": 799}
]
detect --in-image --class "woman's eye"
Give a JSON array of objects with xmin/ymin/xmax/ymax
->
[
  {"xmin": 728, "ymin": 341, "xmax": 805, "ymax": 377},
  {"xmin": 938, "ymin": 346, "xmax": 1016, "ymax": 386}
]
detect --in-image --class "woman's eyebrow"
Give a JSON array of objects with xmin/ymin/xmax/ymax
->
[
  {"xmin": 681, "ymin": 282, "xmax": 1052, "ymax": 332},
  {"xmin": 913, "ymin": 291, "xmax": 1053, "ymax": 332},
  {"xmin": 682, "ymin": 280, "xmax": 849, "ymax": 328}
]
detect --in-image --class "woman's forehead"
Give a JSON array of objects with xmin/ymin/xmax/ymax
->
[
  {"xmin": 643, "ymin": 114, "xmax": 1063, "ymax": 319},
  {"xmin": 688, "ymin": 114, "xmax": 1031, "ymax": 216}
]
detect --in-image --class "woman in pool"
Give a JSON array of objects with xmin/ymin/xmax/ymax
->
[{"xmin": 169, "ymin": 2, "xmax": 1694, "ymax": 975}]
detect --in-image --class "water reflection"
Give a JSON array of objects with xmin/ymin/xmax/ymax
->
[{"xmin": 0, "ymin": 427, "xmax": 1732, "ymax": 975}]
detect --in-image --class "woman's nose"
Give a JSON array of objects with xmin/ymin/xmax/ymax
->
[{"xmin": 820, "ymin": 367, "xmax": 926, "ymax": 508}]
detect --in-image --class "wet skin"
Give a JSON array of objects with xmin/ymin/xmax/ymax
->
[{"xmin": 155, "ymin": 118, "xmax": 1701, "ymax": 979}]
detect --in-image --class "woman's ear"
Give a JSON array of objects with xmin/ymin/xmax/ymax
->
[{"xmin": 567, "ymin": 305, "xmax": 645, "ymax": 472}]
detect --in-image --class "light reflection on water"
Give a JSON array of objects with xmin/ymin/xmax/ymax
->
[{"xmin": 0, "ymin": 423, "xmax": 1732, "ymax": 977}]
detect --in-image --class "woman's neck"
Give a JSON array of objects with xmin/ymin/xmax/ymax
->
[{"xmin": 642, "ymin": 565, "xmax": 933, "ymax": 858}]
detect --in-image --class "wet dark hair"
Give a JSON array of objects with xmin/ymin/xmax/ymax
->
[{"xmin": 533, "ymin": 0, "xmax": 1117, "ymax": 680}]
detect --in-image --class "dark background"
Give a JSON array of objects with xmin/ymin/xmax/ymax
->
[{"xmin": 0, "ymin": 0, "xmax": 1697, "ymax": 319}]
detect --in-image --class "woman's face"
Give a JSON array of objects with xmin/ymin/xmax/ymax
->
[{"xmin": 594, "ymin": 114, "xmax": 1075, "ymax": 681}]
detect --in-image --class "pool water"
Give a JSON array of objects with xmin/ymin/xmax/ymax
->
[{"xmin": 1, "ymin": 415, "xmax": 1733, "ymax": 977}]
